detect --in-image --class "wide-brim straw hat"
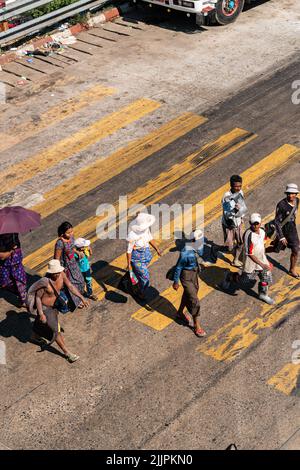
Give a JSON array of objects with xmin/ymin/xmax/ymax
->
[
  {"xmin": 47, "ymin": 259, "xmax": 64, "ymax": 274},
  {"xmin": 130, "ymin": 213, "xmax": 156, "ymax": 233},
  {"xmin": 189, "ymin": 229, "xmax": 203, "ymax": 241}
]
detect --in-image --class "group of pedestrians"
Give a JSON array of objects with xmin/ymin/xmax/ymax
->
[
  {"xmin": 0, "ymin": 178, "xmax": 298, "ymax": 363},
  {"xmin": 170, "ymin": 178, "xmax": 299, "ymax": 338}
]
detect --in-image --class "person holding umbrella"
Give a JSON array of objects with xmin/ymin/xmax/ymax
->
[{"xmin": 0, "ymin": 206, "xmax": 41, "ymax": 308}]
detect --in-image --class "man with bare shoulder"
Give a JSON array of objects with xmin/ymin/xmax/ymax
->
[{"xmin": 27, "ymin": 259, "xmax": 89, "ymax": 363}]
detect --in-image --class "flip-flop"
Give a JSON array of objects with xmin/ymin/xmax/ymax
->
[
  {"xmin": 176, "ymin": 312, "xmax": 192, "ymax": 326},
  {"xmin": 194, "ymin": 328, "xmax": 207, "ymax": 338},
  {"xmin": 289, "ymin": 271, "xmax": 300, "ymax": 279}
]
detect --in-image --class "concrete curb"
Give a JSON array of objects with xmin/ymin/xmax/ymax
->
[{"xmin": 0, "ymin": 2, "xmax": 132, "ymax": 66}]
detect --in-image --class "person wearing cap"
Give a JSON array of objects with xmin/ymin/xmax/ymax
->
[
  {"xmin": 220, "ymin": 213, "xmax": 274, "ymax": 305},
  {"xmin": 127, "ymin": 212, "xmax": 161, "ymax": 299},
  {"xmin": 267, "ymin": 183, "xmax": 299, "ymax": 279},
  {"xmin": 212, "ymin": 175, "xmax": 247, "ymax": 267},
  {"xmin": 74, "ymin": 237, "xmax": 97, "ymax": 301},
  {"xmin": 172, "ymin": 229, "xmax": 207, "ymax": 337},
  {"xmin": 27, "ymin": 259, "xmax": 89, "ymax": 363}
]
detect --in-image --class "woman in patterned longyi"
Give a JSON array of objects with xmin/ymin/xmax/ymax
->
[{"xmin": 0, "ymin": 233, "xmax": 27, "ymax": 307}]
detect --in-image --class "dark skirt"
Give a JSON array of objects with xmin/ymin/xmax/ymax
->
[
  {"xmin": 32, "ymin": 306, "xmax": 59, "ymax": 345},
  {"xmin": 273, "ymin": 223, "xmax": 299, "ymax": 253}
]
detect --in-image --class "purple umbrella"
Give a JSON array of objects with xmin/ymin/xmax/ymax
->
[{"xmin": 0, "ymin": 206, "xmax": 41, "ymax": 234}]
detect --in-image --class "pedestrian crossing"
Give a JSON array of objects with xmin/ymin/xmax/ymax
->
[
  {"xmin": 28, "ymin": 112, "xmax": 207, "ymax": 219},
  {"xmin": 2, "ymin": 82, "xmax": 300, "ymax": 397},
  {"xmin": 23, "ymin": 126, "xmax": 254, "ymax": 272},
  {"xmin": 92, "ymin": 144, "xmax": 299, "ymax": 302},
  {"xmin": 197, "ymin": 274, "xmax": 299, "ymax": 361},
  {"xmin": 0, "ymin": 84, "xmax": 116, "ymax": 154},
  {"xmin": 268, "ymin": 363, "xmax": 300, "ymax": 395},
  {"xmin": 0, "ymin": 98, "xmax": 161, "ymax": 195}
]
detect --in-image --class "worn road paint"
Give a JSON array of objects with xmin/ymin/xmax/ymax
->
[
  {"xmin": 0, "ymin": 98, "xmax": 161, "ymax": 195},
  {"xmin": 25, "ymin": 126, "xmax": 252, "ymax": 275},
  {"xmin": 197, "ymin": 276, "xmax": 300, "ymax": 362},
  {"xmin": 0, "ymin": 84, "xmax": 116, "ymax": 153}
]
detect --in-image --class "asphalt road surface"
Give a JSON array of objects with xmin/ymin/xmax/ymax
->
[{"xmin": 0, "ymin": 0, "xmax": 299, "ymax": 450}]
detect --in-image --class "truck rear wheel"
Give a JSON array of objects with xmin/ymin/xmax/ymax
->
[{"xmin": 212, "ymin": 0, "xmax": 245, "ymax": 25}]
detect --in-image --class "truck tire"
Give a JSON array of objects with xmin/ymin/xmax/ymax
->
[{"xmin": 212, "ymin": 0, "xmax": 245, "ymax": 25}]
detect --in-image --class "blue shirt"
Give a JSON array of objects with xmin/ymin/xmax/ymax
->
[
  {"xmin": 173, "ymin": 248, "xmax": 200, "ymax": 284},
  {"xmin": 74, "ymin": 253, "xmax": 90, "ymax": 273}
]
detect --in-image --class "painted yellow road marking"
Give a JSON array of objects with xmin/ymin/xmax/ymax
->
[
  {"xmin": 0, "ymin": 98, "xmax": 161, "ymax": 195},
  {"xmin": 25, "ymin": 127, "xmax": 254, "ymax": 274},
  {"xmin": 24, "ymin": 113, "xmax": 207, "ymax": 271},
  {"xmin": 0, "ymin": 84, "xmax": 116, "ymax": 153},
  {"xmin": 32, "ymin": 112, "xmax": 207, "ymax": 218},
  {"xmin": 197, "ymin": 276, "xmax": 300, "ymax": 361},
  {"xmin": 268, "ymin": 363, "xmax": 300, "ymax": 395}
]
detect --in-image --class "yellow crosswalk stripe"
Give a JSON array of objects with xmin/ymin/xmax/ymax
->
[
  {"xmin": 32, "ymin": 112, "xmax": 207, "ymax": 218},
  {"xmin": 0, "ymin": 84, "xmax": 116, "ymax": 153},
  {"xmin": 24, "ymin": 113, "xmax": 207, "ymax": 271},
  {"xmin": 197, "ymin": 276, "xmax": 300, "ymax": 361},
  {"xmin": 0, "ymin": 98, "xmax": 161, "ymax": 195},
  {"xmin": 129, "ymin": 144, "xmax": 300, "ymax": 329},
  {"xmin": 132, "ymin": 255, "xmax": 239, "ymax": 330},
  {"xmin": 267, "ymin": 363, "xmax": 300, "ymax": 395}
]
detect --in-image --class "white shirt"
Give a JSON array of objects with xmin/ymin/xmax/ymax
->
[
  {"xmin": 243, "ymin": 228, "xmax": 268, "ymax": 273},
  {"xmin": 127, "ymin": 228, "xmax": 153, "ymax": 254},
  {"xmin": 222, "ymin": 190, "xmax": 246, "ymax": 228}
]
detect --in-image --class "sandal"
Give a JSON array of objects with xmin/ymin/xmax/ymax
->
[
  {"xmin": 289, "ymin": 271, "xmax": 300, "ymax": 279},
  {"xmin": 66, "ymin": 352, "xmax": 80, "ymax": 363},
  {"xmin": 194, "ymin": 327, "xmax": 207, "ymax": 338},
  {"xmin": 176, "ymin": 311, "xmax": 192, "ymax": 325},
  {"xmin": 88, "ymin": 294, "xmax": 98, "ymax": 301}
]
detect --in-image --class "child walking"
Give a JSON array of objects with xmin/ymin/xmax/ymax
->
[{"xmin": 74, "ymin": 238, "xmax": 97, "ymax": 301}]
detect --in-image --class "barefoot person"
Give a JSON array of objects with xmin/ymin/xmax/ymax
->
[
  {"xmin": 267, "ymin": 183, "xmax": 299, "ymax": 279},
  {"xmin": 27, "ymin": 260, "xmax": 89, "ymax": 363},
  {"xmin": 172, "ymin": 230, "xmax": 206, "ymax": 337},
  {"xmin": 220, "ymin": 213, "xmax": 274, "ymax": 305},
  {"xmin": 127, "ymin": 213, "xmax": 161, "ymax": 300},
  {"xmin": 54, "ymin": 222, "xmax": 85, "ymax": 310}
]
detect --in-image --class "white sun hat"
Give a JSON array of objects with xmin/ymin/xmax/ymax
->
[
  {"xmin": 186, "ymin": 228, "xmax": 204, "ymax": 255},
  {"xmin": 74, "ymin": 237, "xmax": 91, "ymax": 248},
  {"xmin": 285, "ymin": 183, "xmax": 299, "ymax": 194},
  {"xmin": 130, "ymin": 212, "xmax": 156, "ymax": 233},
  {"xmin": 250, "ymin": 213, "xmax": 261, "ymax": 224},
  {"xmin": 47, "ymin": 259, "xmax": 64, "ymax": 274},
  {"xmin": 191, "ymin": 229, "xmax": 203, "ymax": 241}
]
